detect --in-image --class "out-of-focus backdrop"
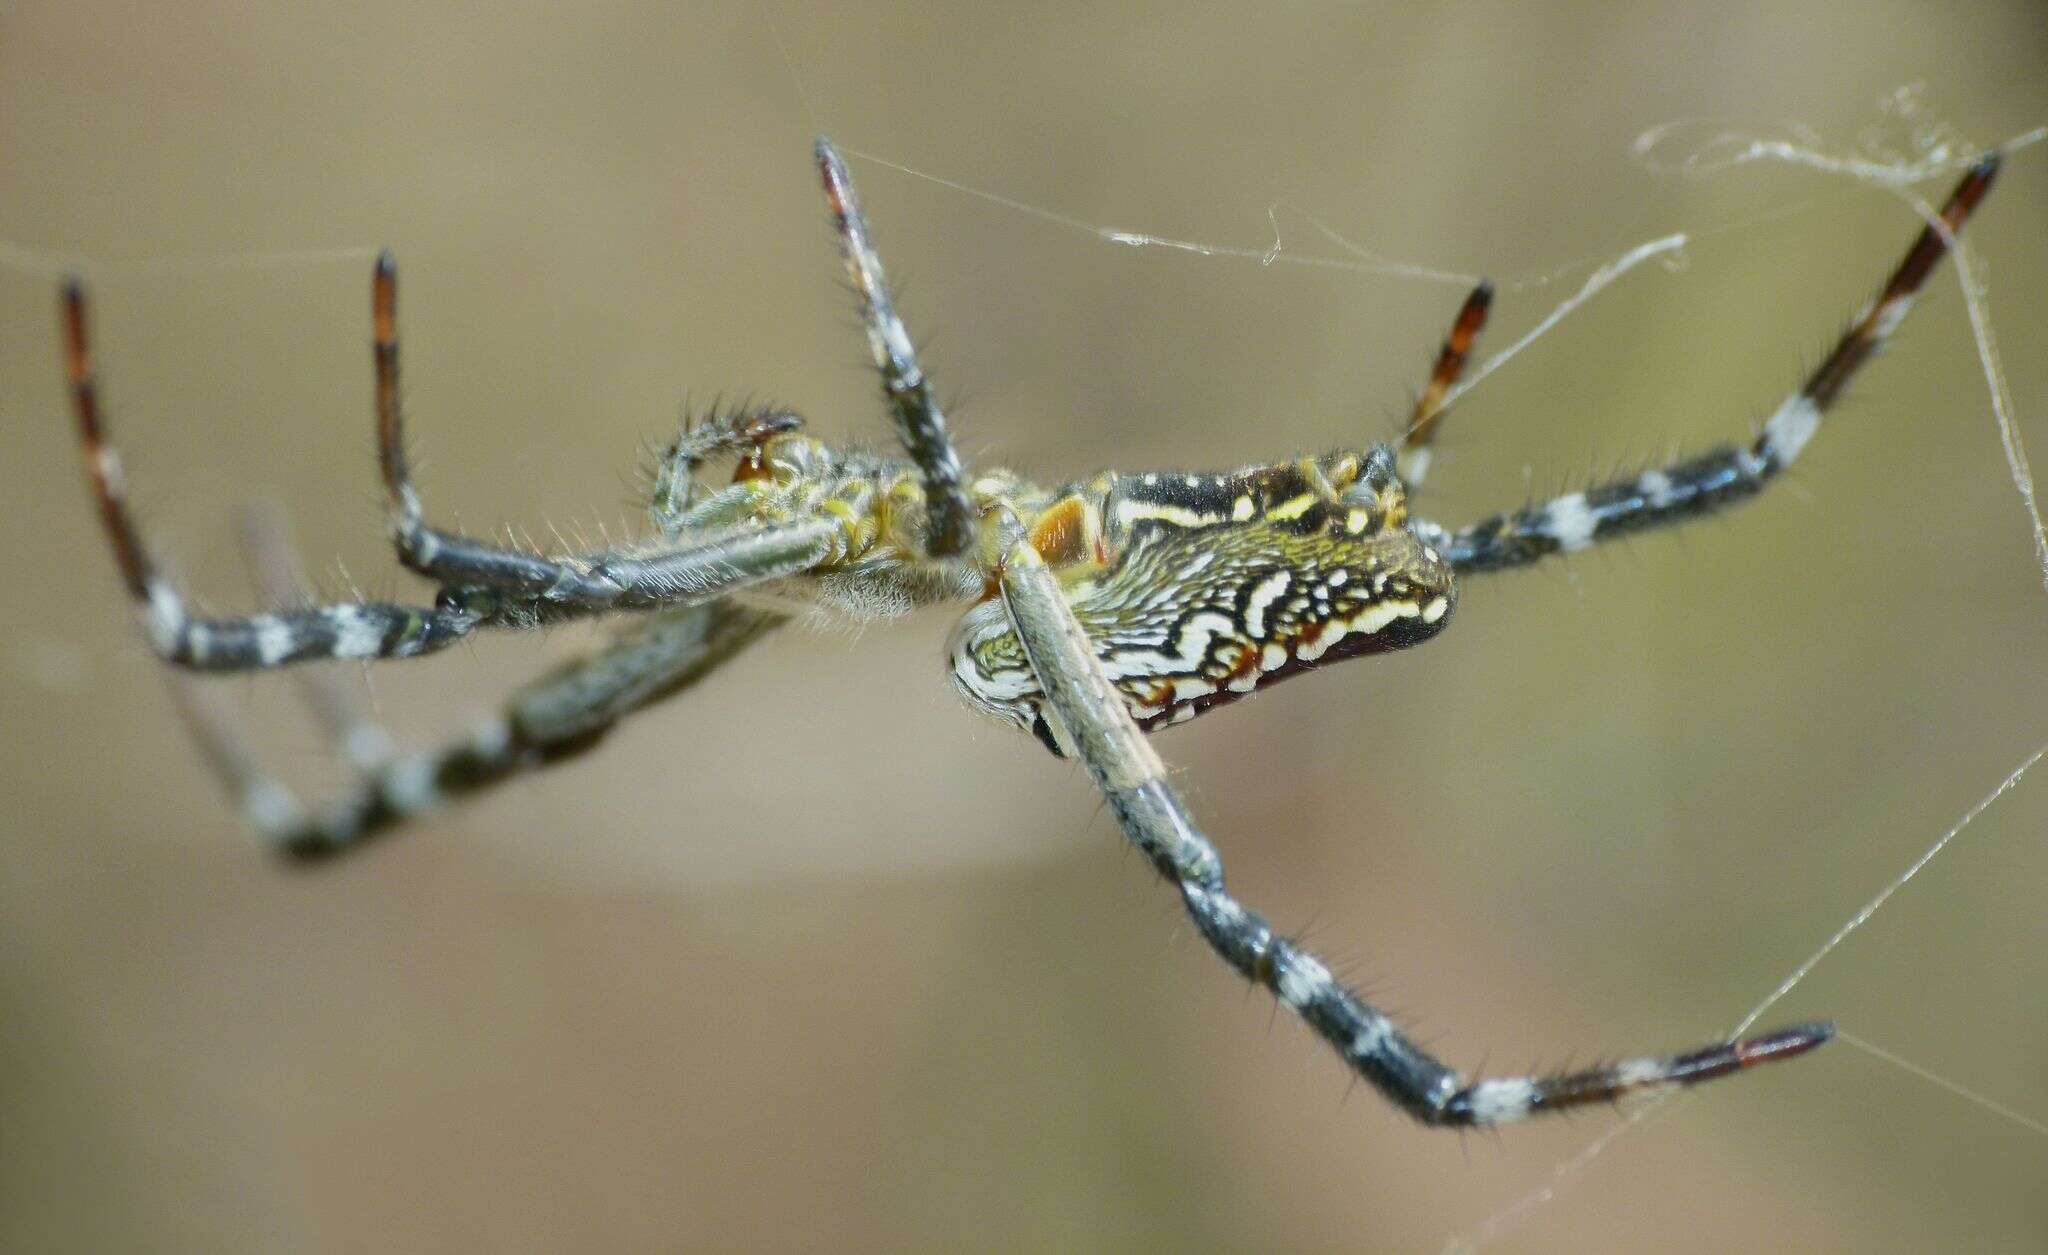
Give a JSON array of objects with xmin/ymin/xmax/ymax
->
[{"xmin": 4, "ymin": 4, "xmax": 2045, "ymax": 1252}]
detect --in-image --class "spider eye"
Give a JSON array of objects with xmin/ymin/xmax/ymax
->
[{"xmin": 1336, "ymin": 443, "xmax": 1401, "ymax": 503}]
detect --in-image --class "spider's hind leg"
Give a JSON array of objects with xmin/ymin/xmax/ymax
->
[
  {"xmin": 992, "ymin": 530, "xmax": 1830, "ymax": 1125},
  {"xmin": 169, "ymin": 583, "xmax": 785, "ymax": 861},
  {"xmin": 1437, "ymin": 154, "xmax": 1999, "ymax": 573}
]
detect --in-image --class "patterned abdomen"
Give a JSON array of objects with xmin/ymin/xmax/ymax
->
[{"xmin": 949, "ymin": 492, "xmax": 1456, "ymax": 752}]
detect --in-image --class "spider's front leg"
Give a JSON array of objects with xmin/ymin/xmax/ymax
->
[
  {"xmin": 992, "ymin": 529, "xmax": 1829, "ymax": 1124},
  {"xmin": 63, "ymin": 272, "xmax": 797, "ymax": 858},
  {"xmin": 367, "ymin": 253, "xmax": 842, "ymax": 613},
  {"xmin": 61, "ymin": 279, "xmax": 482, "ymax": 670}
]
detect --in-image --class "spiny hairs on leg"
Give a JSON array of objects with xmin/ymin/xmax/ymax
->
[
  {"xmin": 371, "ymin": 250, "xmax": 601, "ymax": 599},
  {"xmin": 61, "ymin": 277, "xmax": 482, "ymax": 670},
  {"xmin": 238, "ymin": 501, "xmax": 399, "ymax": 772},
  {"xmin": 814, "ymin": 137, "xmax": 977, "ymax": 558},
  {"xmin": 996, "ymin": 536, "xmax": 1829, "ymax": 1125},
  {"xmin": 171, "ymin": 593, "xmax": 782, "ymax": 862},
  {"xmin": 369, "ymin": 251, "xmax": 845, "ymax": 612},
  {"xmin": 1178, "ymin": 876, "xmax": 1832, "ymax": 1125},
  {"xmin": 1442, "ymin": 153, "xmax": 2000, "ymax": 572},
  {"xmin": 63, "ymin": 271, "xmax": 792, "ymax": 860}
]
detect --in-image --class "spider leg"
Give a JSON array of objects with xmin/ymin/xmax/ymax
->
[
  {"xmin": 177, "ymin": 454, "xmax": 799, "ymax": 860},
  {"xmin": 814, "ymin": 137, "xmax": 977, "ymax": 558},
  {"xmin": 369, "ymin": 252, "xmax": 832, "ymax": 609},
  {"xmin": 526, "ymin": 518, "xmax": 847, "ymax": 611},
  {"xmin": 1398, "ymin": 279, "xmax": 1493, "ymax": 488},
  {"xmin": 172, "ymin": 597, "xmax": 785, "ymax": 860},
  {"xmin": 62, "ymin": 277, "xmax": 482, "ymax": 670},
  {"xmin": 1434, "ymin": 154, "xmax": 1998, "ymax": 573},
  {"xmin": 995, "ymin": 531, "xmax": 1830, "ymax": 1124},
  {"xmin": 237, "ymin": 500, "xmax": 398, "ymax": 770}
]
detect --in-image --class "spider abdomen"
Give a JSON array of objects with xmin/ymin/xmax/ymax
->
[{"xmin": 949, "ymin": 453, "xmax": 1456, "ymax": 753}]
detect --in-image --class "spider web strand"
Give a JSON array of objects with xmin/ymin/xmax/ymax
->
[
  {"xmin": 1449, "ymin": 739, "xmax": 2047, "ymax": 1253},
  {"xmin": 1733, "ymin": 741, "xmax": 2047, "ymax": 1036},
  {"xmin": 1836, "ymin": 1030, "xmax": 2048, "ymax": 1139},
  {"xmin": 838, "ymin": 146, "xmax": 1476, "ymax": 283},
  {"xmin": 0, "ymin": 238, "xmax": 378, "ymax": 281}
]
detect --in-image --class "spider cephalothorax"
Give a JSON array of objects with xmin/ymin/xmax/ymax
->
[{"xmin": 63, "ymin": 139, "xmax": 1998, "ymax": 1127}]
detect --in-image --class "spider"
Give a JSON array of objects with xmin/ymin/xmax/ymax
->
[{"xmin": 62, "ymin": 141, "xmax": 1998, "ymax": 1128}]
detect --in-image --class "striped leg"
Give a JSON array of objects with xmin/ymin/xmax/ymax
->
[
  {"xmin": 814, "ymin": 138, "xmax": 977, "ymax": 558},
  {"xmin": 1398, "ymin": 279, "xmax": 1493, "ymax": 488},
  {"xmin": 370, "ymin": 247, "xmax": 550, "ymax": 592},
  {"xmin": 508, "ymin": 519, "xmax": 845, "ymax": 612},
  {"xmin": 179, "ymin": 429, "xmax": 790, "ymax": 861},
  {"xmin": 178, "ymin": 598, "xmax": 785, "ymax": 860},
  {"xmin": 370, "ymin": 252, "xmax": 837, "ymax": 608},
  {"xmin": 238, "ymin": 501, "xmax": 399, "ymax": 770},
  {"xmin": 1440, "ymin": 155, "xmax": 1999, "ymax": 573},
  {"xmin": 62, "ymin": 277, "xmax": 482, "ymax": 671},
  {"xmin": 996, "ymin": 534, "xmax": 1829, "ymax": 1124}
]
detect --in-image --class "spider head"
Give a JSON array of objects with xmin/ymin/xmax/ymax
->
[{"xmin": 1322, "ymin": 442, "xmax": 1410, "ymax": 531}]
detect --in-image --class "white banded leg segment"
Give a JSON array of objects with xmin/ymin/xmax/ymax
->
[
  {"xmin": 1441, "ymin": 1021, "xmax": 1838, "ymax": 1124},
  {"xmin": 239, "ymin": 501, "xmax": 400, "ymax": 769},
  {"xmin": 1177, "ymin": 882, "xmax": 1460, "ymax": 1120},
  {"xmin": 1443, "ymin": 445, "xmax": 1772, "ymax": 572},
  {"xmin": 998, "ymin": 535, "xmax": 1833, "ymax": 1124},
  {"xmin": 1440, "ymin": 155, "xmax": 1999, "ymax": 576},
  {"xmin": 141, "ymin": 587, "xmax": 476, "ymax": 671},
  {"xmin": 192, "ymin": 600, "xmax": 785, "ymax": 861},
  {"xmin": 61, "ymin": 275, "xmax": 483, "ymax": 672}
]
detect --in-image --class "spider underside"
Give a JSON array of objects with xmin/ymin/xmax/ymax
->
[{"xmin": 63, "ymin": 142, "xmax": 1999, "ymax": 1127}]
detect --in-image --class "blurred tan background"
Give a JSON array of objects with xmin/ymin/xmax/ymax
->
[{"xmin": 4, "ymin": 3, "xmax": 2046, "ymax": 1252}]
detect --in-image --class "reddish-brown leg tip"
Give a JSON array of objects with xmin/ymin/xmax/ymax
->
[
  {"xmin": 1947, "ymin": 153, "xmax": 2000, "ymax": 225},
  {"xmin": 372, "ymin": 250, "xmax": 397, "ymax": 343},
  {"xmin": 1736, "ymin": 1020, "xmax": 1836, "ymax": 1067},
  {"xmin": 59, "ymin": 277, "xmax": 89, "ymax": 378}
]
